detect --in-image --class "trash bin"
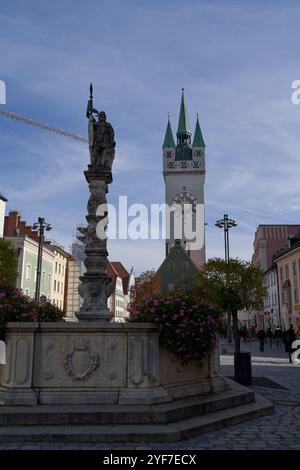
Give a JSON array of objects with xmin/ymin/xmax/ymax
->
[{"xmin": 234, "ymin": 351, "xmax": 252, "ymax": 386}]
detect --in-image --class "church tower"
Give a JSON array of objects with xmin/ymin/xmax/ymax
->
[{"xmin": 162, "ymin": 89, "xmax": 206, "ymax": 269}]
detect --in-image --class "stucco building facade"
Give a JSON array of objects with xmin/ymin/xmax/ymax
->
[{"xmin": 274, "ymin": 242, "xmax": 300, "ymax": 331}]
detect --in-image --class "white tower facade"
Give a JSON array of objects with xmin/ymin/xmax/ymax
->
[{"xmin": 162, "ymin": 90, "xmax": 206, "ymax": 269}]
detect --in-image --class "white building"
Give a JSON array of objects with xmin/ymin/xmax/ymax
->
[
  {"xmin": 107, "ymin": 262, "xmax": 135, "ymax": 322},
  {"xmin": 48, "ymin": 245, "xmax": 68, "ymax": 311},
  {"xmin": 0, "ymin": 194, "xmax": 7, "ymax": 237},
  {"xmin": 263, "ymin": 266, "xmax": 280, "ymax": 330}
]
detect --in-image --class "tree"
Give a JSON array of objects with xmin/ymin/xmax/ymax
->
[
  {"xmin": 0, "ymin": 239, "xmax": 18, "ymax": 288},
  {"xmin": 129, "ymin": 270, "xmax": 161, "ymax": 310},
  {"xmin": 197, "ymin": 258, "xmax": 266, "ymax": 353}
]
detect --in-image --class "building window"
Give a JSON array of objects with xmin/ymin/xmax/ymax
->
[
  {"xmin": 54, "ymin": 280, "xmax": 56, "ymax": 292},
  {"xmin": 285, "ymin": 265, "xmax": 289, "ymax": 278},
  {"xmin": 55, "ymin": 262, "xmax": 58, "ymax": 273},
  {"xmin": 62, "ymin": 266, "xmax": 65, "ymax": 276},
  {"xmin": 42, "ymin": 271, "xmax": 45, "ymax": 285},
  {"xmin": 295, "ymin": 289, "xmax": 299, "ymax": 304},
  {"xmin": 25, "ymin": 264, "xmax": 31, "ymax": 280},
  {"xmin": 293, "ymin": 261, "xmax": 297, "ymax": 276},
  {"xmin": 57, "ymin": 281, "xmax": 60, "ymax": 293},
  {"xmin": 280, "ymin": 267, "xmax": 283, "ymax": 281},
  {"xmin": 47, "ymin": 273, "xmax": 51, "ymax": 288},
  {"xmin": 61, "ymin": 282, "xmax": 63, "ymax": 294}
]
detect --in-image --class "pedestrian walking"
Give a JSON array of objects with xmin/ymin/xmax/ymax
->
[
  {"xmin": 257, "ymin": 329, "xmax": 266, "ymax": 352},
  {"xmin": 274, "ymin": 326, "xmax": 283, "ymax": 350},
  {"xmin": 286, "ymin": 325, "xmax": 296, "ymax": 363},
  {"xmin": 266, "ymin": 327, "xmax": 273, "ymax": 349}
]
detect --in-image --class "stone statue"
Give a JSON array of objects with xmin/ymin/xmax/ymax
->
[
  {"xmin": 76, "ymin": 85, "xmax": 115, "ymax": 322},
  {"xmin": 86, "ymin": 84, "xmax": 115, "ymax": 172}
]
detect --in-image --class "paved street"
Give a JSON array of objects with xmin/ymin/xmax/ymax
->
[{"xmin": 0, "ymin": 339, "xmax": 299, "ymax": 450}]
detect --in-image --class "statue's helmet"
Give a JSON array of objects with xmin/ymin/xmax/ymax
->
[{"xmin": 99, "ymin": 111, "xmax": 106, "ymax": 122}]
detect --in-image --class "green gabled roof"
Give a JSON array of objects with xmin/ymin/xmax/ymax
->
[
  {"xmin": 192, "ymin": 115, "xmax": 205, "ymax": 147},
  {"xmin": 162, "ymin": 117, "xmax": 175, "ymax": 149},
  {"xmin": 177, "ymin": 89, "xmax": 191, "ymax": 135}
]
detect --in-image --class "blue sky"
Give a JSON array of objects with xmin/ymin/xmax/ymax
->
[{"xmin": 1, "ymin": 0, "xmax": 300, "ymax": 273}]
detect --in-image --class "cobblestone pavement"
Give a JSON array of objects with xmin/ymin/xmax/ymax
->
[{"xmin": 0, "ymin": 340, "xmax": 299, "ymax": 450}]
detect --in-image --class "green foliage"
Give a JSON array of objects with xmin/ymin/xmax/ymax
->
[
  {"xmin": 0, "ymin": 286, "xmax": 64, "ymax": 340},
  {"xmin": 0, "ymin": 239, "xmax": 18, "ymax": 288},
  {"xmin": 197, "ymin": 258, "xmax": 266, "ymax": 352},
  {"xmin": 197, "ymin": 258, "xmax": 266, "ymax": 315},
  {"xmin": 129, "ymin": 290, "xmax": 223, "ymax": 363}
]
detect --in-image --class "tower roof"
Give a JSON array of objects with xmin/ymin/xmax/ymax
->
[
  {"xmin": 177, "ymin": 89, "xmax": 191, "ymax": 136},
  {"xmin": 192, "ymin": 115, "xmax": 205, "ymax": 147},
  {"xmin": 162, "ymin": 117, "xmax": 175, "ymax": 149}
]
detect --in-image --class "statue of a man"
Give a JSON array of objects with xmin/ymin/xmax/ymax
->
[{"xmin": 86, "ymin": 84, "xmax": 115, "ymax": 171}]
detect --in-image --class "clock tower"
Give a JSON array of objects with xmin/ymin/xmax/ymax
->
[{"xmin": 162, "ymin": 89, "xmax": 206, "ymax": 269}]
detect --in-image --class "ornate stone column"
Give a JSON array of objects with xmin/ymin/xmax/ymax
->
[{"xmin": 75, "ymin": 85, "xmax": 115, "ymax": 321}]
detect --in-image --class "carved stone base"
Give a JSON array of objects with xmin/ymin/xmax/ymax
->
[
  {"xmin": 75, "ymin": 308, "xmax": 112, "ymax": 322},
  {"xmin": 0, "ymin": 322, "xmax": 227, "ymax": 406}
]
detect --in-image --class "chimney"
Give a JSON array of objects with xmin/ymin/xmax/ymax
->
[
  {"xmin": 288, "ymin": 234, "xmax": 300, "ymax": 248},
  {"xmin": 4, "ymin": 210, "xmax": 20, "ymax": 236}
]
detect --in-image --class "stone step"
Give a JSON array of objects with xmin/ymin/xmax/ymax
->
[
  {"xmin": 0, "ymin": 387, "xmax": 255, "ymax": 426},
  {"xmin": 0, "ymin": 394, "xmax": 273, "ymax": 443}
]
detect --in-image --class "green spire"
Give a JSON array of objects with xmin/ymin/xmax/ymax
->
[
  {"xmin": 192, "ymin": 114, "xmax": 205, "ymax": 147},
  {"xmin": 162, "ymin": 116, "xmax": 175, "ymax": 149},
  {"xmin": 177, "ymin": 89, "xmax": 191, "ymax": 136}
]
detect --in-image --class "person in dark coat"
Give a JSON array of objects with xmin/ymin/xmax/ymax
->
[
  {"xmin": 286, "ymin": 325, "xmax": 296, "ymax": 363},
  {"xmin": 266, "ymin": 327, "xmax": 273, "ymax": 349},
  {"xmin": 274, "ymin": 326, "xmax": 283, "ymax": 350},
  {"xmin": 257, "ymin": 329, "xmax": 266, "ymax": 352}
]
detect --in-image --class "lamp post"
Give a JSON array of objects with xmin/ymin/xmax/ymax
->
[
  {"xmin": 32, "ymin": 217, "xmax": 52, "ymax": 303},
  {"xmin": 215, "ymin": 214, "xmax": 237, "ymax": 262},
  {"xmin": 215, "ymin": 214, "xmax": 237, "ymax": 343}
]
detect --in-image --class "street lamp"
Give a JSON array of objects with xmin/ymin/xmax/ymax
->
[
  {"xmin": 32, "ymin": 217, "xmax": 52, "ymax": 303},
  {"xmin": 215, "ymin": 214, "xmax": 237, "ymax": 344},
  {"xmin": 215, "ymin": 214, "xmax": 237, "ymax": 262}
]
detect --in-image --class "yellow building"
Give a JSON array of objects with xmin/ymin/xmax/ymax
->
[
  {"xmin": 49, "ymin": 245, "xmax": 68, "ymax": 311},
  {"xmin": 274, "ymin": 240, "xmax": 300, "ymax": 331}
]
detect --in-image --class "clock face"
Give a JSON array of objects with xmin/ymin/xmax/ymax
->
[{"xmin": 172, "ymin": 191, "xmax": 197, "ymax": 214}]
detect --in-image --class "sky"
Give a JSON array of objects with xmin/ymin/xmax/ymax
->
[{"xmin": 1, "ymin": 0, "xmax": 300, "ymax": 274}]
